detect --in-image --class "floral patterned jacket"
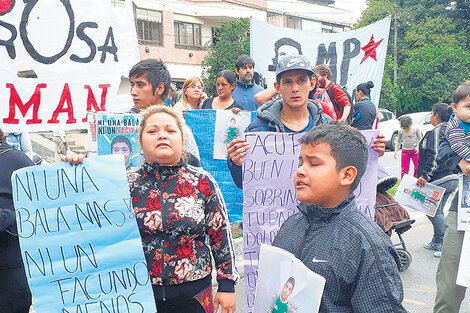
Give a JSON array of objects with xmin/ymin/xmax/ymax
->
[{"xmin": 128, "ymin": 161, "xmax": 238, "ymax": 292}]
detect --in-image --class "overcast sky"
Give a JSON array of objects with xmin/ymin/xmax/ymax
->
[{"xmin": 334, "ymin": 0, "xmax": 368, "ymax": 23}]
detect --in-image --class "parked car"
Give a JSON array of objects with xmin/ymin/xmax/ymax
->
[
  {"xmin": 377, "ymin": 108, "xmax": 400, "ymax": 150},
  {"xmin": 398, "ymin": 111, "xmax": 433, "ymax": 137}
]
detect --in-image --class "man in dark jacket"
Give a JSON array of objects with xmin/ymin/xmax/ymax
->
[
  {"xmin": 273, "ymin": 123, "xmax": 406, "ymax": 312},
  {"xmin": 0, "ymin": 129, "xmax": 33, "ymax": 313}
]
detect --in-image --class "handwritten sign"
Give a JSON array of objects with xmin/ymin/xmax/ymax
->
[
  {"xmin": 242, "ymin": 131, "xmax": 379, "ymax": 313},
  {"xmin": 0, "ymin": 0, "xmax": 139, "ymax": 132},
  {"xmin": 185, "ymin": 110, "xmax": 255, "ymax": 221},
  {"xmin": 12, "ymin": 155, "xmax": 156, "ymax": 313},
  {"xmin": 242, "ymin": 132, "xmax": 301, "ymax": 312}
]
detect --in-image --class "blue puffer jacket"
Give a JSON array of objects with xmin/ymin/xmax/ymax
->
[
  {"xmin": 273, "ymin": 195, "xmax": 407, "ymax": 313},
  {"xmin": 227, "ymin": 98, "xmax": 331, "ymax": 188}
]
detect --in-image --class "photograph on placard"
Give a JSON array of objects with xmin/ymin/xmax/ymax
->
[
  {"xmin": 213, "ymin": 110, "xmax": 251, "ymax": 160},
  {"xmin": 395, "ymin": 174, "xmax": 445, "ymax": 217},
  {"xmin": 253, "ymin": 244, "xmax": 325, "ymax": 313},
  {"xmin": 95, "ymin": 113, "xmax": 143, "ymax": 171}
]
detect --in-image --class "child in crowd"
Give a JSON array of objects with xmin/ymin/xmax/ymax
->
[
  {"xmin": 446, "ymin": 81, "xmax": 470, "ymax": 167},
  {"xmin": 273, "ymin": 123, "xmax": 406, "ymax": 312},
  {"xmin": 394, "ymin": 116, "xmax": 422, "ymax": 178}
]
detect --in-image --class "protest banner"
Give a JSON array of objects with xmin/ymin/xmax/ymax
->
[
  {"xmin": 94, "ymin": 113, "xmax": 143, "ymax": 170},
  {"xmin": 254, "ymin": 244, "xmax": 325, "ymax": 313},
  {"xmin": 0, "ymin": 0, "xmax": 139, "ymax": 132},
  {"xmin": 354, "ymin": 130, "xmax": 379, "ymax": 219},
  {"xmin": 242, "ymin": 131, "xmax": 379, "ymax": 313},
  {"xmin": 457, "ymin": 232, "xmax": 470, "ymax": 288},
  {"xmin": 185, "ymin": 110, "xmax": 254, "ymax": 222},
  {"xmin": 250, "ymin": 17, "xmax": 390, "ymax": 106},
  {"xmin": 458, "ymin": 174, "xmax": 470, "ymax": 231},
  {"xmin": 12, "ymin": 155, "xmax": 156, "ymax": 313},
  {"xmin": 213, "ymin": 110, "xmax": 251, "ymax": 160},
  {"xmin": 395, "ymin": 174, "xmax": 446, "ymax": 217}
]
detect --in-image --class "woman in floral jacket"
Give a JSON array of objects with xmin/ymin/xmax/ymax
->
[{"xmin": 66, "ymin": 105, "xmax": 238, "ymax": 313}]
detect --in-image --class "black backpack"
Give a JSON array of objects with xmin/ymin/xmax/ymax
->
[{"xmin": 327, "ymin": 84, "xmax": 354, "ymax": 124}]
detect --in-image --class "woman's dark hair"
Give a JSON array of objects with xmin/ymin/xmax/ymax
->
[
  {"xmin": 432, "ymin": 103, "xmax": 453, "ymax": 122},
  {"xmin": 452, "ymin": 81, "xmax": 470, "ymax": 104},
  {"xmin": 400, "ymin": 116, "xmax": 412, "ymax": 129},
  {"xmin": 216, "ymin": 70, "xmax": 237, "ymax": 86},
  {"xmin": 0, "ymin": 128, "xmax": 4, "ymax": 142},
  {"xmin": 356, "ymin": 81, "xmax": 374, "ymax": 96}
]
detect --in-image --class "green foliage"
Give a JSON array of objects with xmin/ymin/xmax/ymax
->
[
  {"xmin": 201, "ymin": 18, "xmax": 250, "ymax": 97},
  {"xmin": 357, "ymin": 0, "xmax": 470, "ymax": 115}
]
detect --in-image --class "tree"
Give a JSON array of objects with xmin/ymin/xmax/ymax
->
[
  {"xmin": 356, "ymin": 0, "xmax": 470, "ymax": 115},
  {"xmin": 201, "ymin": 18, "xmax": 250, "ymax": 97}
]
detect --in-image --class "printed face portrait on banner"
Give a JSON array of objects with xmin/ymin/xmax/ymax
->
[{"xmin": 251, "ymin": 17, "xmax": 390, "ymax": 106}]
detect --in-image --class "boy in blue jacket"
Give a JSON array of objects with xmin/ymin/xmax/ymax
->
[{"xmin": 273, "ymin": 123, "xmax": 406, "ymax": 313}]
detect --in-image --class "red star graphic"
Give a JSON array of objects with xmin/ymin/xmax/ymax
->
[{"xmin": 360, "ymin": 35, "xmax": 384, "ymax": 64}]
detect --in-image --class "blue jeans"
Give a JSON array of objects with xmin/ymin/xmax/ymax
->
[{"xmin": 427, "ymin": 176, "xmax": 458, "ymax": 244}]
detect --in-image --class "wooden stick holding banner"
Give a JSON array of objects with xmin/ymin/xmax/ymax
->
[{"xmin": 12, "ymin": 155, "xmax": 156, "ymax": 313}]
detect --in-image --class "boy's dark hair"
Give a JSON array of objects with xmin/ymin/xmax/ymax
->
[
  {"xmin": 452, "ymin": 81, "xmax": 470, "ymax": 105},
  {"xmin": 235, "ymin": 55, "xmax": 255, "ymax": 70},
  {"xmin": 299, "ymin": 123, "xmax": 368, "ymax": 191},
  {"xmin": 276, "ymin": 70, "xmax": 313, "ymax": 85},
  {"xmin": 217, "ymin": 70, "xmax": 237, "ymax": 85},
  {"xmin": 432, "ymin": 103, "xmax": 453, "ymax": 123},
  {"xmin": 399, "ymin": 116, "xmax": 412, "ymax": 129},
  {"xmin": 111, "ymin": 135, "xmax": 132, "ymax": 153},
  {"xmin": 313, "ymin": 64, "xmax": 332, "ymax": 80},
  {"xmin": 356, "ymin": 81, "xmax": 374, "ymax": 96},
  {"xmin": 286, "ymin": 277, "xmax": 295, "ymax": 289},
  {"xmin": 129, "ymin": 59, "xmax": 171, "ymax": 99}
]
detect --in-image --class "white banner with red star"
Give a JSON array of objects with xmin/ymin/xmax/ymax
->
[{"xmin": 250, "ymin": 16, "xmax": 391, "ymax": 106}]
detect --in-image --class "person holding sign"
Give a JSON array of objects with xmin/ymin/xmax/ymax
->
[
  {"xmin": 66, "ymin": 106, "xmax": 238, "ymax": 313},
  {"xmin": 0, "ymin": 128, "xmax": 33, "ymax": 313},
  {"xmin": 227, "ymin": 54, "xmax": 386, "ymax": 188},
  {"xmin": 272, "ymin": 123, "xmax": 406, "ymax": 312},
  {"xmin": 416, "ymin": 103, "xmax": 456, "ymax": 257}
]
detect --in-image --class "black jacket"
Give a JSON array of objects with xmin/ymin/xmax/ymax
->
[
  {"xmin": 418, "ymin": 122, "xmax": 453, "ymax": 182},
  {"xmin": 273, "ymin": 195, "xmax": 406, "ymax": 313},
  {"xmin": 0, "ymin": 141, "xmax": 33, "ymax": 311},
  {"xmin": 351, "ymin": 98, "xmax": 376, "ymax": 130}
]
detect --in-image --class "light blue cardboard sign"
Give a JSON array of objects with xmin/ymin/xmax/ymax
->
[
  {"xmin": 96, "ymin": 113, "xmax": 144, "ymax": 170},
  {"xmin": 185, "ymin": 110, "xmax": 255, "ymax": 222},
  {"xmin": 12, "ymin": 155, "xmax": 157, "ymax": 313}
]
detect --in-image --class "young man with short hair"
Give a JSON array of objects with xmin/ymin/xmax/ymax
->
[
  {"xmin": 232, "ymin": 55, "xmax": 264, "ymax": 111},
  {"xmin": 128, "ymin": 59, "xmax": 200, "ymax": 164},
  {"xmin": 313, "ymin": 64, "xmax": 351, "ymax": 122},
  {"xmin": 273, "ymin": 123, "xmax": 406, "ymax": 312}
]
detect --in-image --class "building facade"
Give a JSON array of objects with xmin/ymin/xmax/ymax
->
[{"xmin": 115, "ymin": 0, "xmax": 354, "ymax": 83}]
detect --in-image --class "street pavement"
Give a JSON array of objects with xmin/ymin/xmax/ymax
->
[{"xmin": 26, "ymin": 138, "xmax": 469, "ymax": 312}]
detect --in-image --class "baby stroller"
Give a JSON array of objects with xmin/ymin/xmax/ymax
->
[{"xmin": 375, "ymin": 167, "xmax": 415, "ymax": 272}]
